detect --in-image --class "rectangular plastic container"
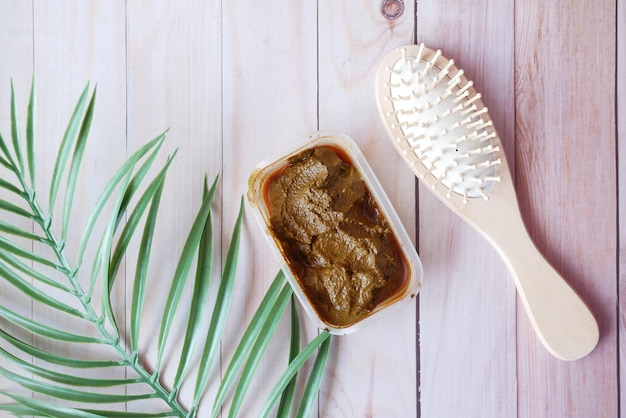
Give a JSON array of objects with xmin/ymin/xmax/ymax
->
[{"xmin": 247, "ymin": 130, "xmax": 423, "ymax": 335}]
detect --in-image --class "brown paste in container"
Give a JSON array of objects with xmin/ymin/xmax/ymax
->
[{"xmin": 265, "ymin": 146, "xmax": 408, "ymax": 328}]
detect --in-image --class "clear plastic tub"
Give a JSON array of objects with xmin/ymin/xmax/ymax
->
[{"xmin": 247, "ymin": 131, "xmax": 423, "ymax": 335}]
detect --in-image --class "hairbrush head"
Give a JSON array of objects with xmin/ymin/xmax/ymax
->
[{"xmin": 376, "ymin": 43, "xmax": 505, "ymax": 204}]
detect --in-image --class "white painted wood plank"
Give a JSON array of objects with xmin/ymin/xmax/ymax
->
[
  {"xmin": 126, "ymin": 0, "xmax": 223, "ymax": 413},
  {"xmin": 515, "ymin": 1, "xmax": 618, "ymax": 416},
  {"xmin": 31, "ymin": 1, "xmax": 128, "ymax": 411},
  {"xmin": 221, "ymin": 1, "xmax": 319, "ymax": 416},
  {"xmin": 417, "ymin": 0, "xmax": 517, "ymax": 417},
  {"xmin": 317, "ymin": 1, "xmax": 418, "ymax": 417},
  {"xmin": 619, "ymin": 0, "xmax": 626, "ymax": 415},
  {"xmin": 0, "ymin": 0, "xmax": 34, "ymax": 403}
]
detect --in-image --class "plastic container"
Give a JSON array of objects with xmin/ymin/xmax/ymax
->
[{"xmin": 247, "ymin": 131, "xmax": 423, "ymax": 335}]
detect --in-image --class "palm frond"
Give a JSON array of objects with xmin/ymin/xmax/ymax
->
[{"xmin": 0, "ymin": 80, "xmax": 333, "ymax": 416}]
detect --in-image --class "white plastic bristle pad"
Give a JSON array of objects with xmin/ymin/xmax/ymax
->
[{"xmin": 378, "ymin": 44, "xmax": 503, "ymax": 201}]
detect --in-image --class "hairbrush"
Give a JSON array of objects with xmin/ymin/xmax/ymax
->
[{"xmin": 375, "ymin": 44, "xmax": 598, "ymax": 360}]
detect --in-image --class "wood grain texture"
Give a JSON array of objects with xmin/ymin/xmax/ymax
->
[
  {"xmin": 0, "ymin": 1, "xmax": 34, "ymax": 404},
  {"xmin": 515, "ymin": 0, "xmax": 618, "ymax": 416},
  {"xmin": 34, "ymin": 1, "xmax": 129, "ymax": 411},
  {"xmin": 125, "ymin": 0, "xmax": 224, "ymax": 413},
  {"xmin": 317, "ymin": 1, "xmax": 418, "ymax": 417},
  {"xmin": 221, "ymin": 0, "xmax": 319, "ymax": 415},
  {"xmin": 416, "ymin": 0, "xmax": 517, "ymax": 417},
  {"xmin": 616, "ymin": 0, "xmax": 626, "ymax": 417}
]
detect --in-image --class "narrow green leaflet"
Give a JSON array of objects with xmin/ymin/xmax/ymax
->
[
  {"xmin": 190, "ymin": 198, "xmax": 245, "ymax": 411},
  {"xmin": 228, "ymin": 284, "xmax": 293, "ymax": 418},
  {"xmin": 0, "ymin": 347, "xmax": 140, "ymax": 387},
  {"xmin": 0, "ymin": 177, "xmax": 22, "ymax": 195},
  {"xmin": 61, "ymin": 87, "xmax": 96, "ymax": 243},
  {"xmin": 0, "ymin": 392, "xmax": 104, "ymax": 418},
  {"xmin": 0, "ymin": 328, "xmax": 124, "ymax": 368},
  {"xmin": 74, "ymin": 134, "xmax": 165, "ymax": 270},
  {"xmin": 108, "ymin": 152, "xmax": 177, "ymax": 287},
  {"xmin": 114, "ymin": 130, "xmax": 168, "ymax": 229},
  {"xmin": 0, "ymin": 305, "xmax": 102, "ymax": 344},
  {"xmin": 172, "ymin": 175, "xmax": 219, "ymax": 394},
  {"xmin": 0, "ymin": 261, "xmax": 82, "ymax": 316},
  {"xmin": 0, "ymin": 366, "xmax": 154, "ymax": 404},
  {"xmin": 294, "ymin": 334, "xmax": 332, "ymax": 418},
  {"xmin": 0, "ymin": 131, "xmax": 15, "ymax": 170},
  {"xmin": 25, "ymin": 76, "xmax": 35, "ymax": 188},
  {"xmin": 0, "ymin": 250, "xmax": 72, "ymax": 293},
  {"xmin": 259, "ymin": 331, "xmax": 332, "ymax": 418},
  {"xmin": 0, "ymin": 198, "xmax": 35, "ymax": 219},
  {"xmin": 9, "ymin": 80, "xmax": 24, "ymax": 175},
  {"xmin": 95, "ymin": 168, "xmax": 135, "ymax": 338},
  {"xmin": 48, "ymin": 83, "xmax": 91, "ymax": 213},
  {"xmin": 130, "ymin": 175, "xmax": 166, "ymax": 354},
  {"xmin": 0, "ymin": 402, "xmax": 44, "ymax": 416},
  {"xmin": 276, "ymin": 295, "xmax": 302, "ymax": 418},
  {"xmin": 210, "ymin": 270, "xmax": 287, "ymax": 418},
  {"xmin": 153, "ymin": 177, "xmax": 218, "ymax": 374},
  {"xmin": 81, "ymin": 412, "xmax": 177, "ymax": 418},
  {"xmin": 0, "ymin": 218, "xmax": 47, "ymax": 242},
  {"xmin": 0, "ymin": 235, "xmax": 59, "ymax": 269}
]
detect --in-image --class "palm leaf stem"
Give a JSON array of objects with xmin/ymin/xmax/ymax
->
[
  {"xmin": 9, "ymin": 162, "xmax": 188, "ymax": 417},
  {"xmin": 0, "ymin": 86, "xmax": 189, "ymax": 415}
]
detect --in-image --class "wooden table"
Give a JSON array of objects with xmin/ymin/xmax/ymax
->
[{"xmin": 0, "ymin": 1, "xmax": 621, "ymax": 416}]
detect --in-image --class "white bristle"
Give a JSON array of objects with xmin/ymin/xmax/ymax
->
[
  {"xmin": 447, "ymin": 69, "xmax": 464, "ymax": 88},
  {"xmin": 456, "ymin": 80, "xmax": 474, "ymax": 96},
  {"xmin": 415, "ymin": 44, "xmax": 425, "ymax": 63},
  {"xmin": 384, "ymin": 46, "xmax": 502, "ymax": 200}
]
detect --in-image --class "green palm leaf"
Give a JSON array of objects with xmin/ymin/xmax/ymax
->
[
  {"xmin": 259, "ymin": 331, "xmax": 332, "ymax": 418},
  {"xmin": 9, "ymin": 81, "xmax": 25, "ymax": 176},
  {"xmin": 0, "ymin": 328, "xmax": 124, "ymax": 368},
  {"xmin": 153, "ymin": 173, "xmax": 222, "ymax": 376},
  {"xmin": 172, "ymin": 175, "xmax": 219, "ymax": 393},
  {"xmin": 60, "ymin": 85, "xmax": 96, "ymax": 243},
  {"xmin": 25, "ymin": 76, "xmax": 35, "ymax": 189},
  {"xmin": 130, "ymin": 168, "xmax": 166, "ymax": 354},
  {"xmin": 0, "ymin": 392, "xmax": 104, "ymax": 418},
  {"xmin": 228, "ymin": 283, "xmax": 293, "ymax": 418},
  {"xmin": 210, "ymin": 270, "xmax": 287, "ymax": 418},
  {"xmin": 0, "ymin": 80, "xmax": 332, "ymax": 416},
  {"xmin": 191, "ymin": 197, "xmax": 245, "ymax": 410},
  {"xmin": 295, "ymin": 334, "xmax": 332, "ymax": 418},
  {"xmin": 276, "ymin": 294, "xmax": 302, "ymax": 418},
  {"xmin": 48, "ymin": 83, "xmax": 91, "ymax": 214}
]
